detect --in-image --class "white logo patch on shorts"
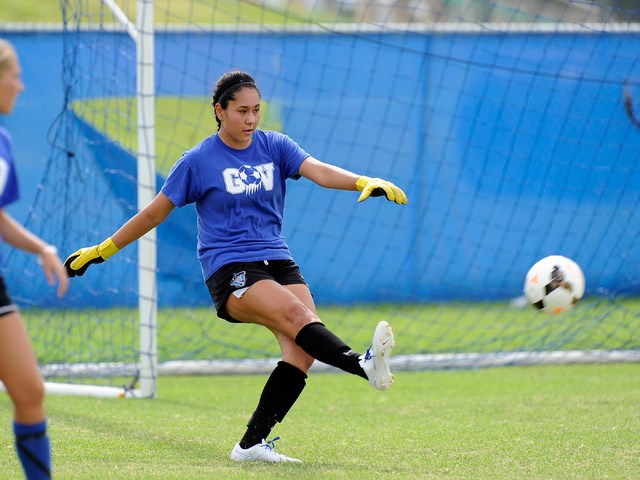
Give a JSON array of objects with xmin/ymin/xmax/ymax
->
[{"xmin": 230, "ymin": 271, "xmax": 247, "ymax": 288}]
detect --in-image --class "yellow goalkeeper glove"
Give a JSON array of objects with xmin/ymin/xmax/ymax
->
[
  {"xmin": 355, "ymin": 176, "xmax": 408, "ymax": 204},
  {"xmin": 64, "ymin": 237, "xmax": 120, "ymax": 278}
]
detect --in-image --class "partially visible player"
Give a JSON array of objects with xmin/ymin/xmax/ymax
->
[
  {"xmin": 0, "ymin": 39, "xmax": 69, "ymax": 479},
  {"xmin": 64, "ymin": 70, "xmax": 406, "ymax": 463}
]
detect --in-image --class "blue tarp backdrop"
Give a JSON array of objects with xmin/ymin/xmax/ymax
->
[{"xmin": 1, "ymin": 30, "xmax": 639, "ymax": 307}]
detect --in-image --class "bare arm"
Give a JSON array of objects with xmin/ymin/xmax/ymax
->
[
  {"xmin": 111, "ymin": 191, "xmax": 176, "ymax": 249},
  {"xmin": 297, "ymin": 156, "xmax": 360, "ymax": 190},
  {"xmin": 0, "ymin": 209, "xmax": 52, "ymax": 254},
  {"xmin": 0, "ymin": 209, "xmax": 69, "ymax": 297},
  {"xmin": 297, "ymin": 156, "xmax": 408, "ymax": 204},
  {"xmin": 65, "ymin": 192, "xmax": 176, "ymax": 277}
]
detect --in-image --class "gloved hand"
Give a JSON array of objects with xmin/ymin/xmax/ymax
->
[
  {"xmin": 64, "ymin": 237, "xmax": 120, "ymax": 277},
  {"xmin": 355, "ymin": 176, "xmax": 408, "ymax": 204}
]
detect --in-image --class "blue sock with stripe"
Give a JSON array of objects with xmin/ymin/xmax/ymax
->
[{"xmin": 13, "ymin": 420, "xmax": 51, "ymax": 480}]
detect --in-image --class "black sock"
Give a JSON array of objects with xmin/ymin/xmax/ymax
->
[
  {"xmin": 239, "ymin": 361, "xmax": 308, "ymax": 449},
  {"xmin": 295, "ymin": 323, "xmax": 366, "ymax": 378}
]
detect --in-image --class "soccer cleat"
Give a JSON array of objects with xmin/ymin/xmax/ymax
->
[
  {"xmin": 359, "ymin": 320, "xmax": 395, "ymax": 390},
  {"xmin": 230, "ymin": 437, "xmax": 302, "ymax": 463}
]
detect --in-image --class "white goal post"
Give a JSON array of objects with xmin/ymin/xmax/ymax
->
[
  {"xmin": 86, "ymin": 0, "xmax": 158, "ymax": 398},
  {"xmin": 134, "ymin": 0, "xmax": 158, "ymax": 400}
]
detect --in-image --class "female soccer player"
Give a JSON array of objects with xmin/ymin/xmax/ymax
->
[
  {"xmin": 0, "ymin": 39, "xmax": 69, "ymax": 479},
  {"xmin": 65, "ymin": 70, "xmax": 407, "ymax": 463}
]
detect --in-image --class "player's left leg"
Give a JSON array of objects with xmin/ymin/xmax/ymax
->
[
  {"xmin": 0, "ymin": 312, "xmax": 51, "ymax": 479},
  {"xmin": 231, "ymin": 283, "xmax": 317, "ymax": 463},
  {"xmin": 231, "ymin": 331, "xmax": 311, "ymax": 463}
]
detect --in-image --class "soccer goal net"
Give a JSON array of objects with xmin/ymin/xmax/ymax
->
[{"xmin": 4, "ymin": 0, "xmax": 640, "ymax": 398}]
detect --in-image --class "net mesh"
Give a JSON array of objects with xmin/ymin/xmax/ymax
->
[{"xmin": 5, "ymin": 0, "xmax": 639, "ymax": 390}]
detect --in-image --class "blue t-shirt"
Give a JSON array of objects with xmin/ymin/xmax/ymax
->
[
  {"xmin": 0, "ymin": 127, "xmax": 21, "ymax": 269},
  {"xmin": 161, "ymin": 130, "xmax": 310, "ymax": 280}
]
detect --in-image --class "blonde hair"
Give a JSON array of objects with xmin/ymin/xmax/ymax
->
[{"xmin": 0, "ymin": 39, "xmax": 17, "ymax": 76}]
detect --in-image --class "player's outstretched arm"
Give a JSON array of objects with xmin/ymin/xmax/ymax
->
[
  {"xmin": 298, "ymin": 156, "xmax": 408, "ymax": 205},
  {"xmin": 65, "ymin": 192, "xmax": 176, "ymax": 278}
]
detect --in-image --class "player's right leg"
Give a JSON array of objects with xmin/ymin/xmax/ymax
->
[
  {"xmin": 0, "ymin": 311, "xmax": 52, "ymax": 480},
  {"xmin": 358, "ymin": 320, "xmax": 395, "ymax": 390},
  {"xmin": 227, "ymin": 279, "xmax": 395, "ymax": 389}
]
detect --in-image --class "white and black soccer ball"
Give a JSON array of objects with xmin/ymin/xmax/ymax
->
[
  {"xmin": 523, "ymin": 255, "xmax": 585, "ymax": 314},
  {"xmin": 238, "ymin": 165, "xmax": 262, "ymax": 185}
]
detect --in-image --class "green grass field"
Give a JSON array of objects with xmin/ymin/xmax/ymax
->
[
  {"xmin": 0, "ymin": 0, "xmax": 338, "ymax": 24},
  {"xmin": 1, "ymin": 363, "xmax": 638, "ymax": 479}
]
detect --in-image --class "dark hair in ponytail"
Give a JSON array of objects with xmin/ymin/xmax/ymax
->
[{"xmin": 211, "ymin": 71, "xmax": 260, "ymax": 130}]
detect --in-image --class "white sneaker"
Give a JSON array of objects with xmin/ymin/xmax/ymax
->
[
  {"xmin": 230, "ymin": 437, "xmax": 302, "ymax": 463},
  {"xmin": 359, "ymin": 320, "xmax": 395, "ymax": 390}
]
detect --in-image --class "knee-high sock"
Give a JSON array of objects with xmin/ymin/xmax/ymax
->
[
  {"xmin": 295, "ymin": 322, "xmax": 366, "ymax": 378},
  {"xmin": 240, "ymin": 361, "xmax": 308, "ymax": 449},
  {"xmin": 13, "ymin": 420, "xmax": 51, "ymax": 480}
]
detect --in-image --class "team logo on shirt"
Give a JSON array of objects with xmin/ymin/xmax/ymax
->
[
  {"xmin": 238, "ymin": 165, "xmax": 262, "ymax": 193},
  {"xmin": 223, "ymin": 162, "xmax": 275, "ymax": 195},
  {"xmin": 230, "ymin": 271, "xmax": 247, "ymax": 288}
]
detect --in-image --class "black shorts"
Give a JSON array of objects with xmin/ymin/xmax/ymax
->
[
  {"xmin": 206, "ymin": 259, "xmax": 308, "ymax": 323},
  {"xmin": 0, "ymin": 275, "xmax": 19, "ymax": 317}
]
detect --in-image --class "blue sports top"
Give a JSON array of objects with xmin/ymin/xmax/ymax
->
[
  {"xmin": 0, "ymin": 127, "xmax": 21, "ymax": 269},
  {"xmin": 161, "ymin": 129, "xmax": 310, "ymax": 281}
]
